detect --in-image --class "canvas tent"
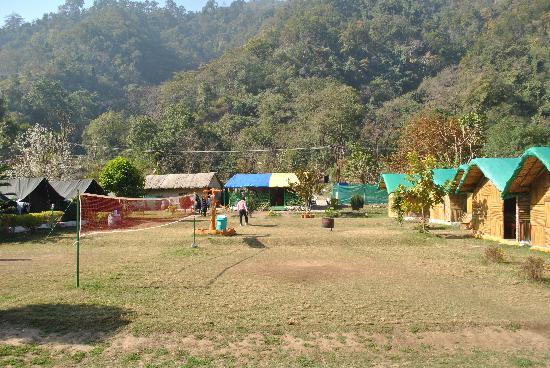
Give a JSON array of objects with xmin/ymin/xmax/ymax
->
[
  {"xmin": 50, "ymin": 179, "xmax": 106, "ymax": 200},
  {"xmin": 429, "ymin": 168, "xmax": 467, "ymax": 223},
  {"xmin": 3, "ymin": 177, "xmax": 65, "ymax": 212},
  {"xmin": 501, "ymin": 147, "xmax": 550, "ymax": 248},
  {"xmin": 378, "ymin": 173, "xmax": 414, "ymax": 217},
  {"xmin": 145, "ymin": 172, "xmax": 222, "ymax": 198},
  {"xmin": 224, "ymin": 173, "xmax": 300, "ymax": 208},
  {"xmin": 455, "ymin": 157, "xmax": 521, "ymax": 240},
  {"xmin": 50, "ymin": 179, "xmax": 106, "ymax": 220}
]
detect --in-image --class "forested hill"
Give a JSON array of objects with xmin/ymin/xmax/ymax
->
[
  {"xmin": 0, "ymin": 0, "xmax": 280, "ymax": 122},
  {"xmin": 0, "ymin": 0, "xmax": 548, "ymax": 180}
]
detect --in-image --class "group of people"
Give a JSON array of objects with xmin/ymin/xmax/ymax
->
[
  {"xmin": 193, "ymin": 193, "xmax": 250, "ymax": 226},
  {"xmin": 194, "ymin": 194, "xmax": 212, "ymax": 217}
]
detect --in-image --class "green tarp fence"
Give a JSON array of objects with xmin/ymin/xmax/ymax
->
[{"xmin": 332, "ymin": 184, "xmax": 388, "ymax": 205}]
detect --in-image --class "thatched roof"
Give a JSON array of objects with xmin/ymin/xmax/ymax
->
[{"xmin": 145, "ymin": 172, "xmax": 220, "ymax": 190}]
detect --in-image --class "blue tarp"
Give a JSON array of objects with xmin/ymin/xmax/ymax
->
[{"xmin": 224, "ymin": 174, "xmax": 272, "ymax": 188}]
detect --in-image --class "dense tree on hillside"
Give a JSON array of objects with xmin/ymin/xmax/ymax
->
[
  {"xmin": 0, "ymin": 0, "xmax": 548, "ymax": 179},
  {"xmin": 0, "ymin": 0, "xmax": 280, "ymax": 131},
  {"xmin": 388, "ymin": 112, "xmax": 485, "ymax": 171}
]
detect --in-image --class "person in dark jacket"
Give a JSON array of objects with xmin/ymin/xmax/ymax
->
[{"xmin": 201, "ymin": 195, "xmax": 208, "ymax": 217}]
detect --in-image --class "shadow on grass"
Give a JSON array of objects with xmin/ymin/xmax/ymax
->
[
  {"xmin": 0, "ymin": 258, "xmax": 31, "ymax": 262},
  {"xmin": 0, "ymin": 303, "xmax": 131, "ymax": 344},
  {"xmin": 436, "ymin": 233, "xmax": 474, "ymax": 240},
  {"xmin": 243, "ymin": 236, "xmax": 267, "ymax": 249},
  {"xmin": 0, "ymin": 227, "xmax": 75, "ymax": 245}
]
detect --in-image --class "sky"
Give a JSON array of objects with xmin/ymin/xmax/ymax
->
[{"xmin": 0, "ymin": 0, "xmax": 232, "ymax": 26}]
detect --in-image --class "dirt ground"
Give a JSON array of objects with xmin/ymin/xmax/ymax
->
[{"xmin": 1, "ymin": 210, "xmax": 550, "ymax": 367}]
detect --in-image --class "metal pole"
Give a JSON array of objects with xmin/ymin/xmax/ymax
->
[
  {"xmin": 50, "ymin": 203, "xmax": 55, "ymax": 230},
  {"xmin": 76, "ymin": 190, "xmax": 80, "ymax": 288},
  {"xmin": 191, "ymin": 214, "xmax": 197, "ymax": 248}
]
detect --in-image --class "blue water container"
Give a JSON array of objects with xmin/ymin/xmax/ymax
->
[{"xmin": 216, "ymin": 215, "xmax": 228, "ymax": 231}]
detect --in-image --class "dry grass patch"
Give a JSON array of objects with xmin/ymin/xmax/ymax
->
[{"xmin": 1, "ymin": 213, "xmax": 550, "ymax": 367}]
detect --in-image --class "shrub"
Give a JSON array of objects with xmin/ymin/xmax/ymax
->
[
  {"xmin": 328, "ymin": 197, "xmax": 339, "ymax": 210},
  {"xmin": 324, "ymin": 208, "xmax": 340, "ymax": 218},
  {"xmin": 99, "ymin": 157, "xmax": 144, "ymax": 197},
  {"xmin": 521, "ymin": 256, "xmax": 545, "ymax": 281},
  {"xmin": 16, "ymin": 214, "xmax": 44, "ymax": 232},
  {"xmin": 484, "ymin": 245, "xmax": 505, "ymax": 263},
  {"xmin": 350, "ymin": 195, "xmax": 364, "ymax": 211}
]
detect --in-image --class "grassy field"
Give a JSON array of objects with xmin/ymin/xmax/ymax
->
[{"xmin": 1, "ymin": 210, "xmax": 550, "ymax": 367}]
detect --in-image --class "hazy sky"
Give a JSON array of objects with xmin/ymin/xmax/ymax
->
[{"xmin": 0, "ymin": 0, "xmax": 233, "ymax": 25}]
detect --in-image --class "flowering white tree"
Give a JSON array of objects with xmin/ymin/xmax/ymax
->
[{"xmin": 10, "ymin": 124, "xmax": 78, "ymax": 179}]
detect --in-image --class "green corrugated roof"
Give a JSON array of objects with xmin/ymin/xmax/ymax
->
[
  {"xmin": 501, "ymin": 146, "xmax": 550, "ymax": 198},
  {"xmin": 432, "ymin": 168, "xmax": 458, "ymax": 187},
  {"xmin": 456, "ymin": 157, "xmax": 521, "ymax": 193},
  {"xmin": 379, "ymin": 173, "xmax": 414, "ymax": 194}
]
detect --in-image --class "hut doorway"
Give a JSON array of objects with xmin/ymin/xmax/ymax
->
[
  {"xmin": 503, "ymin": 197, "xmax": 517, "ymax": 239},
  {"xmin": 270, "ymin": 188, "xmax": 284, "ymax": 207}
]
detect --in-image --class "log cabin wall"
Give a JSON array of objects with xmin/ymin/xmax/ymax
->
[
  {"xmin": 530, "ymin": 170, "xmax": 550, "ymax": 247},
  {"xmin": 429, "ymin": 196, "xmax": 447, "ymax": 221},
  {"xmin": 471, "ymin": 178, "xmax": 504, "ymax": 238},
  {"xmin": 429, "ymin": 194, "xmax": 466, "ymax": 222},
  {"xmin": 387, "ymin": 193, "xmax": 397, "ymax": 218}
]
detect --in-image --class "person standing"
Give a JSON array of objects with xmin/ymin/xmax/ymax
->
[
  {"xmin": 201, "ymin": 195, "xmax": 208, "ymax": 217},
  {"xmin": 236, "ymin": 197, "xmax": 248, "ymax": 226}
]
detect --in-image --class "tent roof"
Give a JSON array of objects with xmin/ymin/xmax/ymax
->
[
  {"xmin": 49, "ymin": 179, "xmax": 105, "ymax": 199},
  {"xmin": 378, "ymin": 173, "xmax": 414, "ymax": 194},
  {"xmin": 3, "ymin": 177, "xmax": 50, "ymax": 201},
  {"xmin": 268, "ymin": 173, "xmax": 299, "ymax": 187},
  {"xmin": 145, "ymin": 172, "xmax": 220, "ymax": 190},
  {"xmin": 456, "ymin": 157, "xmax": 521, "ymax": 193},
  {"xmin": 501, "ymin": 146, "xmax": 550, "ymax": 197},
  {"xmin": 224, "ymin": 173, "xmax": 298, "ymax": 188},
  {"xmin": 432, "ymin": 168, "xmax": 458, "ymax": 187}
]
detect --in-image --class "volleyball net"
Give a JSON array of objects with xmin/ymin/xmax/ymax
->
[{"xmin": 79, "ymin": 193, "xmax": 196, "ymax": 236}]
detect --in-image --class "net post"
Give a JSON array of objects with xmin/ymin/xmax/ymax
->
[
  {"xmin": 50, "ymin": 203, "xmax": 55, "ymax": 230},
  {"xmin": 76, "ymin": 190, "xmax": 80, "ymax": 288},
  {"xmin": 191, "ymin": 213, "xmax": 198, "ymax": 248}
]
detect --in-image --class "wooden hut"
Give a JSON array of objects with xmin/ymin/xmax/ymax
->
[
  {"xmin": 224, "ymin": 173, "xmax": 299, "ymax": 209},
  {"xmin": 145, "ymin": 173, "xmax": 222, "ymax": 198},
  {"xmin": 501, "ymin": 147, "xmax": 550, "ymax": 248},
  {"xmin": 378, "ymin": 174, "xmax": 413, "ymax": 218},
  {"xmin": 429, "ymin": 169, "xmax": 467, "ymax": 223},
  {"xmin": 455, "ymin": 158, "xmax": 521, "ymax": 240}
]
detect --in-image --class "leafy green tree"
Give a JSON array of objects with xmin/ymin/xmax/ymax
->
[
  {"xmin": 343, "ymin": 144, "xmax": 379, "ymax": 184},
  {"xmin": 99, "ymin": 157, "xmax": 144, "ymax": 197},
  {"xmin": 392, "ymin": 153, "xmax": 447, "ymax": 232},
  {"xmin": 83, "ymin": 111, "xmax": 128, "ymax": 160},
  {"xmin": 289, "ymin": 169, "xmax": 324, "ymax": 212}
]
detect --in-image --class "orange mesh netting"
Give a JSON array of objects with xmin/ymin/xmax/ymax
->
[{"xmin": 79, "ymin": 193, "xmax": 195, "ymax": 236}]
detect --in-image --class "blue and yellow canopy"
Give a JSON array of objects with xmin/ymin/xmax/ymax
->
[{"xmin": 224, "ymin": 173, "xmax": 299, "ymax": 188}]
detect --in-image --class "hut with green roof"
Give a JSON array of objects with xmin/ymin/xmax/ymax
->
[
  {"xmin": 378, "ymin": 173, "xmax": 414, "ymax": 218},
  {"xmin": 455, "ymin": 157, "xmax": 521, "ymax": 240},
  {"xmin": 429, "ymin": 168, "xmax": 467, "ymax": 223},
  {"xmin": 501, "ymin": 147, "xmax": 550, "ymax": 248}
]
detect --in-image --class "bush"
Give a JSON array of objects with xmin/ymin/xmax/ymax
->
[
  {"xmin": 484, "ymin": 245, "xmax": 505, "ymax": 263},
  {"xmin": 99, "ymin": 157, "xmax": 144, "ymax": 197},
  {"xmin": 0, "ymin": 211, "xmax": 65, "ymax": 233},
  {"xmin": 350, "ymin": 195, "xmax": 364, "ymax": 210},
  {"xmin": 521, "ymin": 256, "xmax": 545, "ymax": 281},
  {"xmin": 328, "ymin": 197, "xmax": 339, "ymax": 210},
  {"xmin": 324, "ymin": 208, "xmax": 340, "ymax": 218}
]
